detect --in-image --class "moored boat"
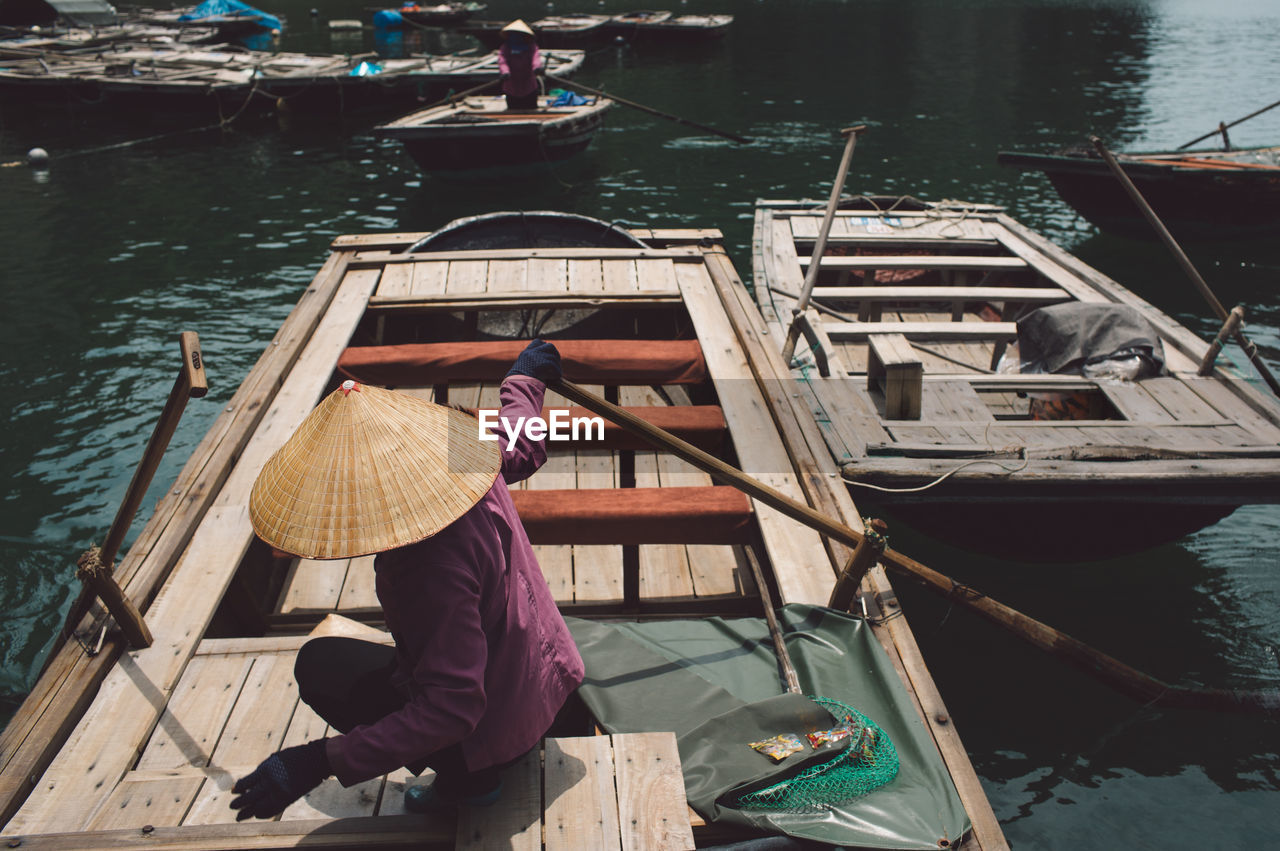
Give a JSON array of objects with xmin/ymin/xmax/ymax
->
[
  {"xmin": 0, "ymin": 42, "xmax": 585, "ymax": 113},
  {"xmin": 608, "ymin": 11, "xmax": 733, "ymax": 40},
  {"xmin": 753, "ymin": 196, "xmax": 1280, "ymax": 559},
  {"xmin": 997, "ymin": 144, "xmax": 1280, "ymax": 240},
  {"xmin": 0, "ymin": 212, "xmax": 1004, "ymax": 850},
  {"xmin": 375, "ymin": 92, "xmax": 611, "ymax": 179},
  {"xmin": 368, "ymin": 1, "xmax": 486, "ymax": 28},
  {"xmin": 457, "ymin": 14, "xmax": 612, "ymax": 49}
]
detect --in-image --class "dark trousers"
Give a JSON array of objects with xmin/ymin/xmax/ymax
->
[
  {"xmin": 294, "ymin": 636, "xmax": 500, "ymax": 798},
  {"xmin": 505, "ymin": 90, "xmax": 538, "ymax": 110}
]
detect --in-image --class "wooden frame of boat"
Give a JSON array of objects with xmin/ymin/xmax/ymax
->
[
  {"xmin": 997, "ymin": 145, "xmax": 1280, "ymax": 240},
  {"xmin": 753, "ymin": 197, "xmax": 1280, "ymax": 557},
  {"xmin": 0, "ymin": 43, "xmax": 586, "ymax": 112},
  {"xmin": 0, "ymin": 215, "xmax": 1005, "ymax": 849},
  {"xmin": 375, "ymin": 94, "xmax": 611, "ymax": 178}
]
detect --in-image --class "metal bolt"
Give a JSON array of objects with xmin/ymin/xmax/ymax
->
[
  {"xmin": 142, "ymin": 825, "xmax": 154, "ymax": 834},
  {"xmin": 9, "ymin": 839, "xmax": 23, "ymax": 848},
  {"xmin": 935, "ymin": 712, "xmax": 949, "ymax": 725}
]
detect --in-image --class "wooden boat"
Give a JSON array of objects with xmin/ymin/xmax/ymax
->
[
  {"xmin": 997, "ymin": 144, "xmax": 1280, "ymax": 240},
  {"xmin": 130, "ymin": 2, "xmax": 284, "ymax": 41},
  {"xmin": 375, "ymin": 93, "xmax": 611, "ymax": 179},
  {"xmin": 457, "ymin": 14, "xmax": 611, "ymax": 49},
  {"xmin": 0, "ymin": 211, "xmax": 1005, "ymax": 849},
  {"xmin": 0, "ymin": 42, "xmax": 585, "ymax": 113},
  {"xmin": 753, "ymin": 197, "xmax": 1280, "ymax": 559},
  {"xmin": 607, "ymin": 12, "xmax": 733, "ymax": 40},
  {"xmin": 367, "ymin": 2, "xmax": 486, "ymax": 28}
]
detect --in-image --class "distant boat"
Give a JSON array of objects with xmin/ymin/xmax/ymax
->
[
  {"xmin": 605, "ymin": 11, "xmax": 732, "ymax": 41},
  {"xmin": 997, "ymin": 144, "xmax": 1280, "ymax": 240},
  {"xmin": 458, "ymin": 14, "xmax": 613, "ymax": 48},
  {"xmin": 133, "ymin": 0, "xmax": 284, "ymax": 40},
  {"xmin": 368, "ymin": 1, "xmax": 485, "ymax": 28},
  {"xmin": 376, "ymin": 92, "xmax": 611, "ymax": 179}
]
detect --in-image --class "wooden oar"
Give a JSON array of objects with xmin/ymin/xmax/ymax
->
[
  {"xmin": 1090, "ymin": 136, "xmax": 1280, "ymax": 397},
  {"xmin": 550, "ymin": 376, "xmax": 1280, "ymax": 714},
  {"xmin": 415, "ymin": 76, "xmax": 500, "ymax": 111},
  {"xmin": 544, "ymin": 73, "xmax": 750, "ymax": 144},
  {"xmin": 61, "ymin": 331, "xmax": 208, "ymax": 649},
  {"xmin": 1177, "ymin": 96, "xmax": 1280, "ymax": 150},
  {"xmin": 780, "ymin": 125, "xmax": 867, "ymax": 365}
]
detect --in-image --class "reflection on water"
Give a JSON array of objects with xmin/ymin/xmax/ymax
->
[{"xmin": 1, "ymin": 0, "xmax": 1278, "ymax": 846}]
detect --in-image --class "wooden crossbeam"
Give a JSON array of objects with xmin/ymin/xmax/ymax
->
[
  {"xmin": 811, "ymin": 285, "xmax": 1069, "ymax": 303},
  {"xmin": 825, "ymin": 321, "xmax": 1019, "ymax": 341},
  {"xmin": 799, "ymin": 254, "xmax": 1027, "ymax": 270}
]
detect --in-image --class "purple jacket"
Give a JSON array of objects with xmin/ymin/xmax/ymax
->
[
  {"xmin": 498, "ymin": 43, "xmax": 543, "ymax": 98},
  {"xmin": 326, "ymin": 376, "xmax": 584, "ymax": 785}
]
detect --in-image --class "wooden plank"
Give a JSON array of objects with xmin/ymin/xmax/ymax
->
[
  {"xmin": 136, "ymin": 654, "xmax": 255, "ymax": 771},
  {"xmin": 374, "ymin": 263, "xmax": 413, "ymax": 298},
  {"xmin": 486, "ymin": 259, "xmax": 528, "ymax": 294},
  {"xmin": 351, "ymin": 246, "xmax": 703, "ymax": 266},
  {"xmin": 573, "ymin": 448, "xmax": 623, "ymax": 603},
  {"xmin": 275, "ymin": 557, "xmax": 350, "ymax": 614},
  {"xmin": 543, "ymin": 737, "xmax": 621, "ymax": 851},
  {"xmin": 613, "ymin": 733, "xmax": 692, "ymax": 851},
  {"xmin": 527, "ymin": 450, "xmax": 575, "ymax": 604},
  {"xmin": 567, "ymin": 259, "xmax": 605, "ymax": 293},
  {"xmin": 88, "ymin": 775, "xmax": 205, "ymax": 831},
  {"xmin": 812, "ymin": 285, "xmax": 1068, "ymax": 303},
  {"xmin": 446, "ymin": 260, "xmax": 489, "ymax": 295},
  {"xmin": 601, "ymin": 259, "xmax": 640, "ymax": 293},
  {"xmin": 635, "ymin": 258, "xmax": 679, "ymax": 292},
  {"xmin": 455, "ymin": 748, "xmax": 540, "ymax": 850},
  {"xmin": 825, "ymin": 321, "xmax": 1019, "ymax": 341},
  {"xmin": 527, "ymin": 258, "xmax": 569, "ymax": 292},
  {"xmin": 369, "ymin": 290, "xmax": 683, "ymax": 313},
  {"xmin": 1139, "ymin": 377, "xmax": 1229, "ymax": 422},
  {"xmin": 920, "ymin": 382, "xmax": 996, "ymax": 423},
  {"xmin": 799, "ymin": 255, "xmax": 1026, "ymax": 270},
  {"xmin": 676, "ymin": 260, "xmax": 835, "ymax": 605},
  {"xmin": 336, "ymin": 555, "xmax": 378, "ymax": 611},
  {"xmin": 409, "ymin": 261, "xmax": 449, "ymax": 297},
  {"xmin": 1101, "ymin": 382, "xmax": 1179, "ymax": 422},
  {"xmin": 208, "ymin": 653, "xmax": 300, "ymax": 771}
]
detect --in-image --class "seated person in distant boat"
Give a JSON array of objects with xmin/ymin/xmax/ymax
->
[
  {"xmin": 228, "ymin": 340, "xmax": 585, "ymax": 818},
  {"xmin": 497, "ymin": 18, "xmax": 543, "ymax": 110}
]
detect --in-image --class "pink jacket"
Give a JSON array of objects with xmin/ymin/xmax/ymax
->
[
  {"xmin": 498, "ymin": 43, "xmax": 543, "ymax": 98},
  {"xmin": 326, "ymin": 375, "xmax": 584, "ymax": 784}
]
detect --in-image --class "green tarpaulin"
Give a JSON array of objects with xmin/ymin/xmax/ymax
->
[{"xmin": 568, "ymin": 604, "xmax": 971, "ymax": 849}]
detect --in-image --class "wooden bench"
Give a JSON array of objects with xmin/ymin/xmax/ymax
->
[
  {"xmin": 867, "ymin": 334, "xmax": 923, "ymax": 420},
  {"xmin": 809, "ymin": 285, "xmax": 1070, "ymax": 321},
  {"xmin": 799, "ymin": 254, "xmax": 1028, "ymax": 270},
  {"xmin": 825, "ymin": 321, "xmax": 1019, "ymax": 342}
]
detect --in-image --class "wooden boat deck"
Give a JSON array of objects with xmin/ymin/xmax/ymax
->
[
  {"xmin": 0, "ymin": 224, "xmax": 1005, "ymax": 849},
  {"xmin": 753, "ymin": 200, "xmax": 1280, "ymax": 505}
]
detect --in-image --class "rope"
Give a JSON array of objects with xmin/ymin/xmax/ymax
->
[
  {"xmin": 844, "ymin": 418, "xmax": 1029, "ymax": 494},
  {"xmin": 75, "ymin": 545, "xmax": 110, "ymax": 582}
]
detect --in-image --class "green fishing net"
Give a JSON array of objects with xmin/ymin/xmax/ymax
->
[{"xmin": 735, "ymin": 696, "xmax": 899, "ymax": 812}]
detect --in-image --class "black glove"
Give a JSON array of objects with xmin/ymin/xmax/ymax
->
[
  {"xmin": 230, "ymin": 739, "xmax": 331, "ymax": 821},
  {"xmin": 506, "ymin": 339, "xmax": 561, "ymax": 383}
]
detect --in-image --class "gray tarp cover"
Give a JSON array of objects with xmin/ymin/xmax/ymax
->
[
  {"xmin": 1016, "ymin": 301, "xmax": 1165, "ymax": 374},
  {"xmin": 567, "ymin": 605, "xmax": 970, "ymax": 848}
]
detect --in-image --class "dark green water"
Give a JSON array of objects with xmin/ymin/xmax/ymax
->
[{"xmin": 2, "ymin": 0, "xmax": 1278, "ymax": 845}]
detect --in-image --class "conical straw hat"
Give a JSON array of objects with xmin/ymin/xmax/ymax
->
[
  {"xmin": 249, "ymin": 380, "xmax": 501, "ymax": 559},
  {"xmin": 501, "ymin": 18, "xmax": 535, "ymax": 36}
]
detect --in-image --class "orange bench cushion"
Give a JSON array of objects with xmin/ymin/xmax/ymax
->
[{"xmin": 511, "ymin": 486, "xmax": 752, "ymax": 545}]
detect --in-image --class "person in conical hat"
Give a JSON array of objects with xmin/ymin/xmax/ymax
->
[
  {"xmin": 497, "ymin": 18, "xmax": 543, "ymax": 110},
  {"xmin": 230, "ymin": 340, "xmax": 584, "ymax": 820}
]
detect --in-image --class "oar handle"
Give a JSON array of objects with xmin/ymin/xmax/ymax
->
[
  {"xmin": 1198, "ymin": 306, "xmax": 1246, "ymax": 376},
  {"xmin": 99, "ymin": 332, "xmax": 207, "ymax": 565},
  {"xmin": 781, "ymin": 125, "xmax": 867, "ymax": 363}
]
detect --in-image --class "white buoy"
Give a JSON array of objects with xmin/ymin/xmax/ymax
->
[{"xmin": 27, "ymin": 147, "xmax": 49, "ymax": 167}]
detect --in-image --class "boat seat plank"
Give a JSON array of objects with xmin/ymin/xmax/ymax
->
[
  {"xmin": 636, "ymin": 258, "xmax": 680, "ymax": 292},
  {"xmin": 573, "ymin": 445, "xmax": 623, "ymax": 604},
  {"xmin": 602, "ymin": 258, "xmax": 640, "ymax": 293},
  {"xmin": 614, "ymin": 732, "xmax": 695, "ymax": 851},
  {"xmin": 445, "ymin": 259, "xmax": 489, "ymax": 294},
  {"xmin": 471, "ymin": 404, "xmax": 726, "ymax": 452},
  {"xmin": 374, "ymin": 263, "xmax": 413, "ymax": 298},
  {"xmin": 527, "ymin": 257, "xmax": 569, "ymax": 292},
  {"xmin": 544, "ymin": 736, "xmax": 621, "ymax": 851},
  {"xmin": 811, "ymin": 285, "xmax": 1069, "ymax": 304},
  {"xmin": 407, "ymin": 259, "xmax": 448, "ymax": 296},
  {"xmin": 456, "ymin": 748, "xmax": 540, "ymax": 849},
  {"xmin": 337, "ymin": 339, "xmax": 709, "ymax": 386},
  {"xmin": 486, "ymin": 259, "xmax": 529, "ymax": 293},
  {"xmin": 867, "ymin": 334, "xmax": 923, "ymax": 420},
  {"xmin": 800, "ymin": 255, "xmax": 1027, "ymax": 270},
  {"xmin": 568, "ymin": 259, "xmax": 606, "ymax": 293},
  {"xmin": 1100, "ymin": 382, "xmax": 1181, "ymax": 423},
  {"xmin": 826, "ymin": 321, "xmax": 1019, "ymax": 341},
  {"xmin": 512, "ymin": 486, "xmax": 754, "ymax": 545}
]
